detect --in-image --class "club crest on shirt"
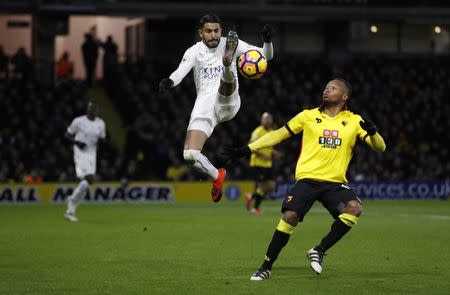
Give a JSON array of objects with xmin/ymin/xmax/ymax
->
[
  {"xmin": 286, "ymin": 196, "xmax": 293, "ymax": 203},
  {"xmin": 342, "ymin": 120, "xmax": 347, "ymax": 126}
]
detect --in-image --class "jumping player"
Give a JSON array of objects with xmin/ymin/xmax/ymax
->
[{"xmin": 159, "ymin": 14, "xmax": 274, "ymax": 202}]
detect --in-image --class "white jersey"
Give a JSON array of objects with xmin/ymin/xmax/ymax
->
[
  {"xmin": 67, "ymin": 115, "xmax": 106, "ymax": 178},
  {"xmin": 67, "ymin": 115, "xmax": 106, "ymax": 155},
  {"xmin": 169, "ymin": 37, "xmax": 273, "ymax": 98},
  {"xmin": 169, "ymin": 38, "xmax": 273, "ymax": 137}
]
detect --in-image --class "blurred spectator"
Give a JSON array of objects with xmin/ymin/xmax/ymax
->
[
  {"xmin": 10, "ymin": 47, "xmax": 31, "ymax": 81},
  {"xmin": 166, "ymin": 157, "xmax": 189, "ymax": 181},
  {"xmin": 122, "ymin": 107, "xmax": 160, "ymax": 178},
  {"xmin": 56, "ymin": 51, "xmax": 74, "ymax": 80},
  {"xmin": 0, "ymin": 79, "xmax": 119, "ymax": 183},
  {"xmin": 24, "ymin": 168, "xmax": 43, "ymax": 184},
  {"xmin": 81, "ymin": 33, "xmax": 99, "ymax": 87},
  {"xmin": 101, "ymin": 35, "xmax": 118, "ymax": 84},
  {"xmin": 0, "ymin": 166, "xmax": 10, "ymax": 182},
  {"xmin": 122, "ymin": 160, "xmax": 138, "ymax": 182},
  {"xmin": 108, "ymin": 55, "xmax": 449, "ymax": 182},
  {"xmin": 0, "ymin": 45, "xmax": 8, "ymax": 79},
  {"xmin": 1, "ymin": 54, "xmax": 449, "ymax": 183}
]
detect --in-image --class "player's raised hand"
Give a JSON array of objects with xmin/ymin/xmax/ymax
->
[
  {"xmin": 159, "ymin": 78, "xmax": 174, "ymax": 93},
  {"xmin": 222, "ymin": 146, "xmax": 251, "ymax": 161},
  {"xmin": 261, "ymin": 24, "xmax": 273, "ymax": 43},
  {"xmin": 75, "ymin": 141, "xmax": 87, "ymax": 150},
  {"xmin": 359, "ymin": 117, "xmax": 377, "ymax": 136}
]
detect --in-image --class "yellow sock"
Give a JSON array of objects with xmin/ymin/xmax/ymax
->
[
  {"xmin": 276, "ymin": 219, "xmax": 295, "ymax": 234},
  {"xmin": 338, "ymin": 213, "xmax": 359, "ymax": 227}
]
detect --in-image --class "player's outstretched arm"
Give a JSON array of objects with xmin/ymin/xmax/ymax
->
[
  {"xmin": 359, "ymin": 118, "xmax": 386, "ymax": 152},
  {"xmin": 261, "ymin": 24, "xmax": 274, "ymax": 60},
  {"xmin": 236, "ymin": 25, "xmax": 274, "ymax": 61},
  {"xmin": 223, "ymin": 127, "xmax": 291, "ymax": 160},
  {"xmin": 161, "ymin": 47, "xmax": 195, "ymax": 92},
  {"xmin": 249, "ymin": 126, "xmax": 291, "ymax": 151}
]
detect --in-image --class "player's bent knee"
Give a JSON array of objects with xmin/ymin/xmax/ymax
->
[
  {"xmin": 183, "ymin": 149, "xmax": 201, "ymax": 164},
  {"xmin": 79, "ymin": 179, "xmax": 90, "ymax": 190},
  {"xmin": 339, "ymin": 200, "xmax": 362, "ymax": 227},
  {"xmin": 282, "ymin": 210, "xmax": 299, "ymax": 227},
  {"xmin": 344, "ymin": 200, "xmax": 363, "ymax": 216}
]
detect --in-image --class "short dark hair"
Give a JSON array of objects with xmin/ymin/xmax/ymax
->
[
  {"xmin": 199, "ymin": 14, "xmax": 222, "ymax": 28},
  {"xmin": 334, "ymin": 78, "xmax": 352, "ymax": 98}
]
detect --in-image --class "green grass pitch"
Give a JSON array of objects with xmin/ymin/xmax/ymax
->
[{"xmin": 1, "ymin": 200, "xmax": 449, "ymax": 295}]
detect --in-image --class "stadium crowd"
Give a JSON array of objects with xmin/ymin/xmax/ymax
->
[
  {"xmin": 0, "ymin": 78, "xmax": 119, "ymax": 183},
  {"xmin": 109, "ymin": 54, "xmax": 450, "ymax": 182},
  {"xmin": 0, "ymin": 52, "xmax": 449, "ymax": 183}
]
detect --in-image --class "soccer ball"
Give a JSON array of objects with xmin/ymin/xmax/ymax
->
[{"xmin": 237, "ymin": 50, "xmax": 267, "ymax": 79}]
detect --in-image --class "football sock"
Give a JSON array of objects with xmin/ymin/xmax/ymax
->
[
  {"xmin": 261, "ymin": 219, "xmax": 294, "ymax": 269},
  {"xmin": 317, "ymin": 213, "xmax": 359, "ymax": 252},
  {"xmin": 196, "ymin": 152, "xmax": 219, "ymax": 180},
  {"xmin": 183, "ymin": 149, "xmax": 219, "ymax": 180},
  {"xmin": 67, "ymin": 179, "xmax": 89, "ymax": 213},
  {"xmin": 221, "ymin": 66, "xmax": 235, "ymax": 83}
]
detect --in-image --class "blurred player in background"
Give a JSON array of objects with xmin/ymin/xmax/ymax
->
[
  {"xmin": 159, "ymin": 14, "xmax": 274, "ymax": 203},
  {"xmin": 224, "ymin": 78, "xmax": 386, "ymax": 280},
  {"xmin": 246, "ymin": 112, "xmax": 280, "ymax": 215},
  {"xmin": 64, "ymin": 101, "xmax": 106, "ymax": 222}
]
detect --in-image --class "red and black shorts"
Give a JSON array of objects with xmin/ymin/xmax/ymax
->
[{"xmin": 281, "ymin": 179, "xmax": 361, "ymax": 222}]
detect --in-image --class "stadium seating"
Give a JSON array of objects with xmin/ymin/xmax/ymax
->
[
  {"xmin": 1, "ymin": 54, "xmax": 449, "ymax": 182},
  {"xmin": 109, "ymin": 54, "xmax": 450, "ymax": 181},
  {"xmin": 0, "ymin": 79, "xmax": 119, "ymax": 182}
]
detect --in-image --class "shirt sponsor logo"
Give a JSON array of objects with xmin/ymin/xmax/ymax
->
[
  {"xmin": 319, "ymin": 129, "xmax": 342, "ymax": 149},
  {"xmin": 202, "ymin": 65, "xmax": 223, "ymax": 79}
]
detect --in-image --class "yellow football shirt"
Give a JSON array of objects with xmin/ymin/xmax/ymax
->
[
  {"xmin": 249, "ymin": 126, "xmax": 273, "ymax": 168},
  {"xmin": 286, "ymin": 107, "xmax": 369, "ymax": 183}
]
